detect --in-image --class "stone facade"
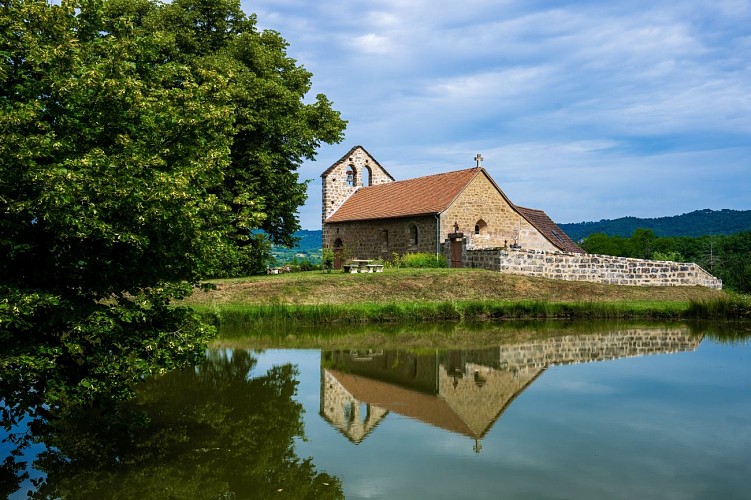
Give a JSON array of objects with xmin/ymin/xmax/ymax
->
[
  {"xmin": 495, "ymin": 329, "xmax": 701, "ymax": 370},
  {"xmin": 321, "ymin": 147, "xmax": 393, "ymax": 224},
  {"xmin": 321, "ymin": 147, "xmax": 563, "ymax": 261},
  {"xmin": 324, "ymin": 215, "xmax": 439, "ymax": 260},
  {"xmin": 440, "ymin": 173, "xmax": 558, "ymax": 252},
  {"xmin": 452, "ymin": 244, "xmax": 723, "ymax": 289},
  {"xmin": 320, "ymin": 368, "xmax": 389, "ymax": 444}
]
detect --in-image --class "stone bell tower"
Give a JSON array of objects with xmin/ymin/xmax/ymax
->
[{"xmin": 320, "ymin": 145, "xmax": 395, "ymax": 224}]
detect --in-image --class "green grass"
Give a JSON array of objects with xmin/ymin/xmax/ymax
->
[
  {"xmin": 193, "ymin": 298, "xmax": 710, "ymax": 334},
  {"xmin": 180, "ymin": 268, "xmax": 749, "ymax": 329}
]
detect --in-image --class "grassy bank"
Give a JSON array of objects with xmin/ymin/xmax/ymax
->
[{"xmin": 180, "ymin": 268, "xmax": 749, "ymax": 328}]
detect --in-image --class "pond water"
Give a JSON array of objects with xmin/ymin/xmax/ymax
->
[{"xmin": 4, "ymin": 322, "xmax": 751, "ymax": 499}]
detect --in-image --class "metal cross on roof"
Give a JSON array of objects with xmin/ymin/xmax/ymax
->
[{"xmin": 474, "ymin": 153, "xmax": 484, "ymax": 167}]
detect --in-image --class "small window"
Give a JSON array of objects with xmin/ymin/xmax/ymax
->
[
  {"xmin": 346, "ymin": 166, "xmax": 356, "ymax": 187},
  {"xmin": 475, "ymin": 219, "xmax": 487, "ymax": 235},
  {"xmin": 409, "ymin": 224, "xmax": 418, "ymax": 246},
  {"xmin": 381, "ymin": 229, "xmax": 389, "ymax": 244}
]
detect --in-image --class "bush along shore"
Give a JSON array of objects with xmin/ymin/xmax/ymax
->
[{"xmin": 181, "ymin": 268, "xmax": 751, "ymax": 330}]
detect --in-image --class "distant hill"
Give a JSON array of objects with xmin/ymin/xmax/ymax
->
[
  {"xmin": 558, "ymin": 209, "xmax": 751, "ymax": 240},
  {"xmin": 270, "ymin": 229, "xmax": 323, "ymax": 264}
]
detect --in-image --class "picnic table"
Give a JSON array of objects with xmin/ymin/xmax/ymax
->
[{"xmin": 343, "ymin": 259, "xmax": 384, "ymax": 273}]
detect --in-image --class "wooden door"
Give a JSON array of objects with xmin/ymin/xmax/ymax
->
[
  {"xmin": 333, "ymin": 238, "xmax": 344, "ymax": 270},
  {"xmin": 450, "ymin": 238, "xmax": 462, "ymax": 268}
]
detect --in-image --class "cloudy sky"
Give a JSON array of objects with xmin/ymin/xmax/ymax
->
[{"xmin": 241, "ymin": 0, "xmax": 750, "ymax": 230}]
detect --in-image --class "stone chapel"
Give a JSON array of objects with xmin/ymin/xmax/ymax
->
[{"xmin": 321, "ymin": 146, "xmax": 583, "ymax": 267}]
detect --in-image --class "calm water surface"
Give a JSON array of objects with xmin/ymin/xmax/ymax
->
[{"xmin": 5, "ymin": 323, "xmax": 751, "ymax": 499}]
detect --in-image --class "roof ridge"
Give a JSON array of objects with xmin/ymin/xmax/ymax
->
[
  {"xmin": 516, "ymin": 206, "xmax": 545, "ymax": 213},
  {"xmin": 359, "ymin": 166, "xmax": 481, "ymax": 189}
]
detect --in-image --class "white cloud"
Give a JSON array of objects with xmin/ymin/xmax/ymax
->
[
  {"xmin": 350, "ymin": 33, "xmax": 394, "ymax": 54},
  {"xmin": 243, "ymin": 0, "xmax": 751, "ymax": 229}
]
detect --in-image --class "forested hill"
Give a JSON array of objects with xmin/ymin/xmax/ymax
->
[
  {"xmin": 558, "ymin": 209, "xmax": 751, "ymax": 240},
  {"xmin": 270, "ymin": 229, "xmax": 323, "ymax": 264}
]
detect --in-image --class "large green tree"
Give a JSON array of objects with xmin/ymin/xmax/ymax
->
[{"xmin": 0, "ymin": 0, "xmax": 344, "ymax": 425}]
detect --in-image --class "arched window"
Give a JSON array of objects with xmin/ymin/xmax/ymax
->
[
  {"xmin": 363, "ymin": 166, "xmax": 372, "ymax": 186},
  {"xmin": 345, "ymin": 166, "xmax": 356, "ymax": 187},
  {"xmin": 475, "ymin": 219, "xmax": 487, "ymax": 235},
  {"xmin": 409, "ymin": 224, "xmax": 418, "ymax": 246}
]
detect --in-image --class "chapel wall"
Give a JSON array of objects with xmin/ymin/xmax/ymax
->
[
  {"xmin": 321, "ymin": 147, "xmax": 392, "ymax": 223},
  {"xmin": 323, "ymin": 216, "xmax": 439, "ymax": 261},
  {"xmin": 440, "ymin": 173, "xmax": 557, "ymax": 252}
]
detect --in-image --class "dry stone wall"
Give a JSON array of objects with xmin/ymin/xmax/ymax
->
[{"xmin": 449, "ymin": 244, "xmax": 722, "ymax": 289}]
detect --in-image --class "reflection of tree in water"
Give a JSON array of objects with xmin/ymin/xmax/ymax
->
[{"xmin": 3, "ymin": 349, "xmax": 342, "ymax": 499}]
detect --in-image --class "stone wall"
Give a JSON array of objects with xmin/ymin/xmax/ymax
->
[
  {"xmin": 321, "ymin": 147, "xmax": 393, "ymax": 223},
  {"xmin": 448, "ymin": 243, "xmax": 722, "ymax": 289},
  {"xmin": 324, "ymin": 215, "xmax": 439, "ymax": 260},
  {"xmin": 440, "ymin": 172, "xmax": 558, "ymax": 252}
]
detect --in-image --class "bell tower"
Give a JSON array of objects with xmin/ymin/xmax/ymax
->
[{"xmin": 320, "ymin": 146, "xmax": 395, "ymax": 224}]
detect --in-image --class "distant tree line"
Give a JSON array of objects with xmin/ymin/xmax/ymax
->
[
  {"xmin": 582, "ymin": 229, "xmax": 751, "ymax": 293},
  {"xmin": 559, "ymin": 209, "xmax": 751, "ymax": 240}
]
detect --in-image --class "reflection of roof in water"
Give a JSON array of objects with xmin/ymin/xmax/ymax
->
[
  {"xmin": 328, "ymin": 368, "xmax": 475, "ymax": 437},
  {"xmin": 320, "ymin": 329, "xmax": 704, "ymax": 446},
  {"xmin": 324, "ymin": 366, "xmax": 544, "ymax": 439}
]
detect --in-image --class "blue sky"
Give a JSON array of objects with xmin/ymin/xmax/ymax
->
[{"xmin": 241, "ymin": 0, "xmax": 751, "ymax": 230}]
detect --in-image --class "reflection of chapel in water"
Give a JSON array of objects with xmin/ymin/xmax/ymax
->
[{"xmin": 320, "ymin": 329, "xmax": 701, "ymax": 451}]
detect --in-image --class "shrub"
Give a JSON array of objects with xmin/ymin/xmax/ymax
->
[{"xmin": 392, "ymin": 253, "xmax": 447, "ymax": 268}]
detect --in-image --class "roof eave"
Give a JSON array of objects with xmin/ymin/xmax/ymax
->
[{"xmin": 325, "ymin": 211, "xmax": 441, "ymax": 224}]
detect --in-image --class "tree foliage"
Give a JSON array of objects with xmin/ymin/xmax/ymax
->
[
  {"xmin": 24, "ymin": 351, "xmax": 343, "ymax": 498},
  {"xmin": 0, "ymin": 0, "xmax": 345, "ymax": 462}
]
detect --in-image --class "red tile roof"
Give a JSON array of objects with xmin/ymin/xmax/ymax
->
[
  {"xmin": 325, "ymin": 162, "xmax": 583, "ymax": 253},
  {"xmin": 325, "ymin": 167, "xmax": 482, "ymax": 223},
  {"xmin": 516, "ymin": 206, "xmax": 585, "ymax": 253},
  {"xmin": 326, "ymin": 369, "xmax": 477, "ymax": 437}
]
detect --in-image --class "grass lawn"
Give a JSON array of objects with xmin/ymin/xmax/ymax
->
[
  {"xmin": 178, "ymin": 268, "xmax": 749, "ymax": 326},
  {"xmin": 182, "ymin": 267, "xmax": 725, "ymax": 307}
]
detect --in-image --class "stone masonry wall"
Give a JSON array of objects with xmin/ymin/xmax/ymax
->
[
  {"xmin": 449, "ymin": 244, "xmax": 722, "ymax": 289},
  {"xmin": 321, "ymin": 147, "xmax": 393, "ymax": 223},
  {"xmin": 324, "ymin": 216, "xmax": 439, "ymax": 261},
  {"xmin": 440, "ymin": 172, "xmax": 558, "ymax": 252}
]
